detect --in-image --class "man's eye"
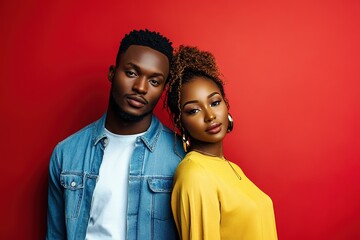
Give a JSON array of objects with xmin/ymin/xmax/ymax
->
[
  {"xmin": 149, "ymin": 79, "xmax": 160, "ymax": 86},
  {"xmin": 126, "ymin": 71, "xmax": 137, "ymax": 77}
]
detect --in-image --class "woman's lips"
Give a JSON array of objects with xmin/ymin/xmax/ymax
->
[{"xmin": 206, "ymin": 123, "xmax": 222, "ymax": 134}]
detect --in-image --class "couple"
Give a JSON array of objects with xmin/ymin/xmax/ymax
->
[{"xmin": 46, "ymin": 29, "xmax": 278, "ymax": 240}]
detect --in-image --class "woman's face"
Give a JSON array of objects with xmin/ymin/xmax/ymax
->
[{"xmin": 180, "ymin": 77, "xmax": 229, "ymax": 145}]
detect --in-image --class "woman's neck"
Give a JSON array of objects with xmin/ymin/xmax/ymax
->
[{"xmin": 190, "ymin": 142, "xmax": 224, "ymax": 158}]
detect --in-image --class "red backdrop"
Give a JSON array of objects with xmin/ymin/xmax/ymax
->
[{"xmin": 1, "ymin": 0, "xmax": 359, "ymax": 239}]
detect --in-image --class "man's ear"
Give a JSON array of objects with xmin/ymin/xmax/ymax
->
[{"xmin": 108, "ymin": 65, "xmax": 115, "ymax": 82}]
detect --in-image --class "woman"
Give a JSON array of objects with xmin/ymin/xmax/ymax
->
[{"xmin": 166, "ymin": 45, "xmax": 278, "ymax": 240}]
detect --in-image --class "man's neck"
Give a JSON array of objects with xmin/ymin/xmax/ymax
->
[{"xmin": 105, "ymin": 109, "xmax": 152, "ymax": 135}]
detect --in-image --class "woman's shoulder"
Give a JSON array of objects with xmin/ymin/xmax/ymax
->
[
  {"xmin": 177, "ymin": 151, "xmax": 211, "ymax": 170},
  {"xmin": 174, "ymin": 152, "xmax": 216, "ymax": 183}
]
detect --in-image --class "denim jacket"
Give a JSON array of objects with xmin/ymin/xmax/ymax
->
[{"xmin": 47, "ymin": 114, "xmax": 184, "ymax": 240}]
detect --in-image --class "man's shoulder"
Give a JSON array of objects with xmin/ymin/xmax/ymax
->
[
  {"xmin": 150, "ymin": 119, "xmax": 185, "ymax": 158},
  {"xmin": 154, "ymin": 120, "xmax": 180, "ymax": 143},
  {"xmin": 55, "ymin": 116, "xmax": 103, "ymax": 150},
  {"xmin": 158, "ymin": 122, "xmax": 175, "ymax": 135}
]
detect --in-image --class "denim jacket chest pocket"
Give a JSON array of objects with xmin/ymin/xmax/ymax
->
[
  {"xmin": 147, "ymin": 178, "xmax": 174, "ymax": 221},
  {"xmin": 60, "ymin": 173, "xmax": 85, "ymax": 219}
]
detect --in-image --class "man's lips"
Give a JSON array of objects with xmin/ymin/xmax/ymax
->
[
  {"xmin": 126, "ymin": 95, "xmax": 148, "ymax": 108},
  {"xmin": 206, "ymin": 122, "xmax": 222, "ymax": 134}
]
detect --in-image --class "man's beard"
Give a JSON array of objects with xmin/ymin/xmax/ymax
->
[{"xmin": 109, "ymin": 93, "xmax": 151, "ymax": 122}]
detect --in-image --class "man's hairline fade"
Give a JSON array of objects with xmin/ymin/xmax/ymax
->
[{"xmin": 115, "ymin": 29, "xmax": 173, "ymax": 68}]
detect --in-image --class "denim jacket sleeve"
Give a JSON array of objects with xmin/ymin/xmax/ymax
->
[{"xmin": 46, "ymin": 146, "xmax": 66, "ymax": 240}]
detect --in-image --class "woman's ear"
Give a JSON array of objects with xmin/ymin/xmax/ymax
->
[{"xmin": 108, "ymin": 65, "xmax": 115, "ymax": 82}]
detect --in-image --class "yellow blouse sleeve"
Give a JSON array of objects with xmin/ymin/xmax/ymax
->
[{"xmin": 171, "ymin": 160, "xmax": 221, "ymax": 240}]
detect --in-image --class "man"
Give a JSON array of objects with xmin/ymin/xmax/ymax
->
[{"xmin": 47, "ymin": 29, "xmax": 184, "ymax": 240}]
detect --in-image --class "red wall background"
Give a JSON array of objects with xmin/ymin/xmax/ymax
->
[{"xmin": 1, "ymin": 0, "xmax": 359, "ymax": 239}]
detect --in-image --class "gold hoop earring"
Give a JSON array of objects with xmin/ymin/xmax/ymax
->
[
  {"xmin": 182, "ymin": 133, "xmax": 190, "ymax": 152},
  {"xmin": 227, "ymin": 113, "xmax": 234, "ymax": 133}
]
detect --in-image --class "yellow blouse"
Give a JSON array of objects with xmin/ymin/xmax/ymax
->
[{"xmin": 171, "ymin": 151, "xmax": 278, "ymax": 240}]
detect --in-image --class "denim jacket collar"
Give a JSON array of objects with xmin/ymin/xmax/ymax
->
[
  {"xmin": 139, "ymin": 115, "xmax": 162, "ymax": 152},
  {"xmin": 92, "ymin": 113, "xmax": 107, "ymax": 147},
  {"xmin": 91, "ymin": 113, "xmax": 162, "ymax": 152}
]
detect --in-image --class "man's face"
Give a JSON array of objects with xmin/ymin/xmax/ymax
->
[{"xmin": 108, "ymin": 45, "xmax": 169, "ymax": 122}]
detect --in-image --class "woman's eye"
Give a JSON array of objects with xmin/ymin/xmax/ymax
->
[
  {"xmin": 211, "ymin": 100, "xmax": 221, "ymax": 107},
  {"xmin": 187, "ymin": 109, "xmax": 200, "ymax": 115}
]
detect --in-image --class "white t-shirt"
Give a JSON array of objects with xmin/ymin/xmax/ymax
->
[{"xmin": 85, "ymin": 128, "xmax": 144, "ymax": 240}]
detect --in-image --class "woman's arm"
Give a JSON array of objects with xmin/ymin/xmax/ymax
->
[{"xmin": 171, "ymin": 161, "xmax": 221, "ymax": 240}]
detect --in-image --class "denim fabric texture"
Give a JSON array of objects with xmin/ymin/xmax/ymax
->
[{"xmin": 46, "ymin": 114, "xmax": 184, "ymax": 240}]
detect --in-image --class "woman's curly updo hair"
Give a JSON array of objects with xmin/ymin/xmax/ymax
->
[{"xmin": 166, "ymin": 45, "xmax": 228, "ymax": 133}]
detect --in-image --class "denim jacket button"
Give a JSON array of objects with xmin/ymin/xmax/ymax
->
[{"xmin": 71, "ymin": 181, "xmax": 76, "ymax": 187}]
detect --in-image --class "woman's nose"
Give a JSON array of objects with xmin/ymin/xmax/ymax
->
[{"xmin": 204, "ymin": 108, "xmax": 216, "ymax": 122}]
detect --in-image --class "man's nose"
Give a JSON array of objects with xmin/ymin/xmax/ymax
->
[{"xmin": 132, "ymin": 77, "xmax": 148, "ymax": 94}]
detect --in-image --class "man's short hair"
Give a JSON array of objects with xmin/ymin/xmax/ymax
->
[{"xmin": 116, "ymin": 29, "xmax": 173, "ymax": 66}]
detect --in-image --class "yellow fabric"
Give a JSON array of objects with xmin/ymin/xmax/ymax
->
[{"xmin": 171, "ymin": 151, "xmax": 278, "ymax": 240}]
